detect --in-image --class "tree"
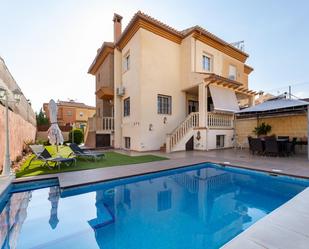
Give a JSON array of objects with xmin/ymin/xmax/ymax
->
[{"xmin": 36, "ymin": 108, "xmax": 49, "ymax": 125}]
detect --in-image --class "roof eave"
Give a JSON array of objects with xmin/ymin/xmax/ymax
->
[
  {"xmin": 88, "ymin": 43, "xmax": 114, "ymax": 75},
  {"xmin": 115, "ymin": 11, "xmax": 183, "ymax": 49},
  {"xmin": 244, "ymin": 64, "xmax": 254, "ymax": 74},
  {"xmin": 187, "ymin": 27, "xmax": 249, "ymax": 59}
]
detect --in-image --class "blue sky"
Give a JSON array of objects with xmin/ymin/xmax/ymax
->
[{"xmin": 1, "ymin": 0, "xmax": 309, "ymax": 111}]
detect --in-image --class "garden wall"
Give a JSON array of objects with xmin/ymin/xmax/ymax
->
[
  {"xmin": 36, "ymin": 131, "xmax": 69, "ymax": 142},
  {"xmin": 235, "ymin": 114, "xmax": 307, "ymax": 147},
  {"xmin": 0, "ymin": 105, "xmax": 36, "ymax": 171}
]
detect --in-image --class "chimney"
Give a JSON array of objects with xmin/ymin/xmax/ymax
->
[{"xmin": 113, "ymin": 13, "xmax": 123, "ymax": 43}]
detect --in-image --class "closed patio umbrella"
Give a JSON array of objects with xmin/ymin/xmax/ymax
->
[
  {"xmin": 47, "ymin": 99, "xmax": 64, "ymax": 151},
  {"xmin": 48, "ymin": 186, "xmax": 60, "ymax": 229}
]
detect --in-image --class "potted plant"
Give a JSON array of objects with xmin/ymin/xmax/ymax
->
[{"xmin": 253, "ymin": 122, "xmax": 272, "ymax": 137}]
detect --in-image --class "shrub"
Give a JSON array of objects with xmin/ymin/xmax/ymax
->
[
  {"xmin": 69, "ymin": 128, "xmax": 84, "ymax": 145},
  {"xmin": 253, "ymin": 122, "xmax": 272, "ymax": 136},
  {"xmin": 36, "ymin": 108, "xmax": 49, "ymax": 125}
]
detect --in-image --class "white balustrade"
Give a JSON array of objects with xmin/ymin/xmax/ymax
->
[
  {"xmin": 207, "ymin": 112, "xmax": 233, "ymax": 128},
  {"xmin": 87, "ymin": 117, "xmax": 114, "ymax": 132},
  {"xmin": 166, "ymin": 112, "xmax": 199, "ymax": 152}
]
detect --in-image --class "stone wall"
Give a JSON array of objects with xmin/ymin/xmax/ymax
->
[
  {"xmin": 234, "ymin": 118, "xmax": 257, "ymax": 147},
  {"xmin": 0, "ymin": 105, "xmax": 36, "ymax": 170},
  {"xmin": 235, "ymin": 114, "xmax": 308, "ymax": 147}
]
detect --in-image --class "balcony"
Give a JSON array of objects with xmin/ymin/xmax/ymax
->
[
  {"xmin": 96, "ymin": 86, "xmax": 114, "ymax": 100},
  {"xmin": 87, "ymin": 116, "xmax": 114, "ymax": 132}
]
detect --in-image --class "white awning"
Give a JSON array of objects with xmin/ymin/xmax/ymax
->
[{"xmin": 209, "ymin": 85, "xmax": 239, "ymax": 112}]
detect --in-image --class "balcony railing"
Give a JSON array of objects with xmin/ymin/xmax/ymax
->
[
  {"xmin": 87, "ymin": 116, "xmax": 114, "ymax": 132},
  {"xmin": 207, "ymin": 112, "xmax": 234, "ymax": 128},
  {"xmin": 101, "ymin": 117, "xmax": 114, "ymax": 131}
]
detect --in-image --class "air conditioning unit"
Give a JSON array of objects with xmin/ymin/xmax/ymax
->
[{"xmin": 116, "ymin": 87, "xmax": 125, "ymax": 96}]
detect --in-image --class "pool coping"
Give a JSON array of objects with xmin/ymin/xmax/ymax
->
[
  {"xmin": 0, "ymin": 175, "xmax": 14, "ymax": 196},
  {"xmin": 221, "ymin": 187, "xmax": 309, "ymax": 249},
  {"xmin": 12, "ymin": 157, "xmax": 309, "ymax": 188},
  {"xmin": 5, "ymin": 157, "xmax": 309, "ymax": 249}
]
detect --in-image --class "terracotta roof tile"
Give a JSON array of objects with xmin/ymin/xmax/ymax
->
[
  {"xmin": 116, "ymin": 11, "xmax": 183, "ymax": 45},
  {"xmin": 89, "ymin": 11, "xmax": 250, "ymax": 73},
  {"xmin": 57, "ymin": 101, "xmax": 95, "ymax": 109},
  {"xmin": 182, "ymin": 25, "xmax": 249, "ymax": 57},
  {"xmin": 117, "ymin": 11, "xmax": 248, "ymax": 57}
]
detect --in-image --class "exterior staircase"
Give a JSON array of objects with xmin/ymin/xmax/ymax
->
[
  {"xmin": 166, "ymin": 112, "xmax": 199, "ymax": 153},
  {"xmin": 84, "ymin": 117, "xmax": 96, "ymax": 148},
  {"xmin": 160, "ymin": 143, "xmax": 166, "ymax": 152}
]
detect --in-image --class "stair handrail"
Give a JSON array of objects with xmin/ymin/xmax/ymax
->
[
  {"xmin": 166, "ymin": 112, "xmax": 199, "ymax": 152},
  {"xmin": 167, "ymin": 112, "xmax": 199, "ymax": 136}
]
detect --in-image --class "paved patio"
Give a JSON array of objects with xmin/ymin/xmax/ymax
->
[{"xmin": 118, "ymin": 148, "xmax": 309, "ymax": 177}]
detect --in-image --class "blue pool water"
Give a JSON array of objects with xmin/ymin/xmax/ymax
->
[{"xmin": 1, "ymin": 163, "xmax": 308, "ymax": 249}]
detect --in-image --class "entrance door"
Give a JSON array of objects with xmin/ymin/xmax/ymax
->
[
  {"xmin": 188, "ymin": 100, "xmax": 199, "ymax": 114},
  {"xmin": 185, "ymin": 136, "xmax": 194, "ymax": 151},
  {"xmin": 96, "ymin": 134, "xmax": 111, "ymax": 147}
]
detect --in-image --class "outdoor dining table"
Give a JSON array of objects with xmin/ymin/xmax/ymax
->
[{"xmin": 260, "ymin": 138, "xmax": 290, "ymax": 156}]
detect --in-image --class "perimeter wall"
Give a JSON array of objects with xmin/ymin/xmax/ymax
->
[
  {"xmin": 0, "ymin": 105, "xmax": 36, "ymax": 171},
  {"xmin": 235, "ymin": 114, "xmax": 307, "ymax": 147}
]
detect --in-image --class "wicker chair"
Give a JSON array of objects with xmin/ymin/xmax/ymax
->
[
  {"xmin": 264, "ymin": 137, "xmax": 280, "ymax": 156},
  {"xmin": 250, "ymin": 138, "xmax": 264, "ymax": 155}
]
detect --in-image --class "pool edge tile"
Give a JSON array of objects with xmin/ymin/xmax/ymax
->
[{"xmin": 221, "ymin": 187, "xmax": 309, "ymax": 249}]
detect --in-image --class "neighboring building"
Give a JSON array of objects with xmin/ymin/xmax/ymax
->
[
  {"xmin": 86, "ymin": 11, "xmax": 257, "ymax": 151},
  {"xmin": 43, "ymin": 100, "xmax": 95, "ymax": 129},
  {"xmin": 0, "ymin": 56, "xmax": 36, "ymax": 170}
]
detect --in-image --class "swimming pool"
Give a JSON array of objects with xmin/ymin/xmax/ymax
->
[{"xmin": 1, "ymin": 163, "xmax": 308, "ymax": 249}]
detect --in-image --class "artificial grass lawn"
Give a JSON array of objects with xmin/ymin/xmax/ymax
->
[{"xmin": 16, "ymin": 145, "xmax": 168, "ymax": 178}]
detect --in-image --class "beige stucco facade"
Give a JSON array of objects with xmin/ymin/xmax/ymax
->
[{"xmin": 87, "ymin": 12, "xmax": 255, "ymax": 151}]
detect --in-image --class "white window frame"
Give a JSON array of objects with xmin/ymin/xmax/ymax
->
[
  {"xmin": 123, "ymin": 97, "xmax": 130, "ymax": 117},
  {"xmin": 202, "ymin": 53, "xmax": 212, "ymax": 72},
  {"xmin": 123, "ymin": 51, "xmax": 130, "ymax": 72},
  {"xmin": 216, "ymin": 135, "xmax": 225, "ymax": 148},
  {"xmin": 124, "ymin": 137, "xmax": 131, "ymax": 149},
  {"xmin": 157, "ymin": 94, "xmax": 172, "ymax": 115},
  {"xmin": 228, "ymin": 65, "xmax": 237, "ymax": 81}
]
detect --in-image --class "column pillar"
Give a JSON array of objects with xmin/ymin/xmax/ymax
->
[{"xmin": 198, "ymin": 83, "xmax": 207, "ymax": 127}]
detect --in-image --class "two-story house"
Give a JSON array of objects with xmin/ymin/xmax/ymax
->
[
  {"xmin": 43, "ymin": 100, "xmax": 95, "ymax": 130},
  {"xmin": 86, "ymin": 11, "xmax": 256, "ymax": 151}
]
